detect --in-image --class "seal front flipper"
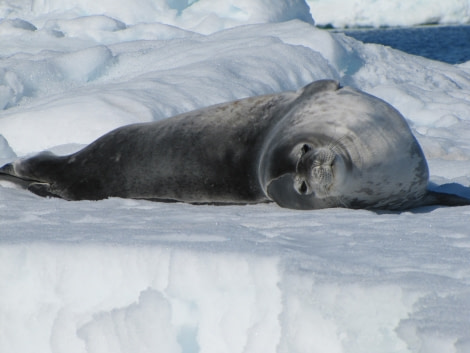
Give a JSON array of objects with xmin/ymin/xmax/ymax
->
[
  {"xmin": 27, "ymin": 182, "xmax": 61, "ymax": 198},
  {"xmin": 414, "ymin": 190, "xmax": 470, "ymax": 208}
]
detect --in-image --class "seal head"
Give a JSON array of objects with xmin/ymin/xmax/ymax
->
[{"xmin": 258, "ymin": 80, "xmax": 463, "ymax": 210}]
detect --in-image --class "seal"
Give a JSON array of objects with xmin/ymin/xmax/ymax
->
[{"xmin": 1, "ymin": 80, "xmax": 469, "ymax": 210}]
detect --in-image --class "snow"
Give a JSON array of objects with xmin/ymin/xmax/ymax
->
[
  {"xmin": 1, "ymin": 1, "xmax": 470, "ymax": 353},
  {"xmin": 2, "ymin": 0, "xmax": 469, "ymax": 30},
  {"xmin": 307, "ymin": 0, "xmax": 470, "ymax": 28}
]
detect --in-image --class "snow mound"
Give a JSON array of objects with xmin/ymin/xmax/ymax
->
[
  {"xmin": 307, "ymin": 0, "xmax": 470, "ymax": 28},
  {"xmin": 3, "ymin": 0, "xmax": 470, "ymax": 30},
  {"xmin": 1, "ymin": 0, "xmax": 313, "ymax": 34}
]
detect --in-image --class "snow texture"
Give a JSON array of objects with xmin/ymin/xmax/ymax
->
[
  {"xmin": 1, "ymin": 1, "xmax": 470, "ymax": 353},
  {"xmin": 307, "ymin": 0, "xmax": 470, "ymax": 28}
]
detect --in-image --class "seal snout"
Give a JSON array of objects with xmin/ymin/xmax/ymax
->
[{"xmin": 294, "ymin": 144, "xmax": 339, "ymax": 197}]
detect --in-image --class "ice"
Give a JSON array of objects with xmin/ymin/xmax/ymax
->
[
  {"xmin": 2, "ymin": 199, "xmax": 470, "ymax": 353},
  {"xmin": 1, "ymin": 1, "xmax": 470, "ymax": 353},
  {"xmin": 3, "ymin": 0, "xmax": 468, "ymax": 31},
  {"xmin": 53, "ymin": 45, "xmax": 115, "ymax": 82},
  {"xmin": 0, "ymin": 134, "xmax": 15, "ymax": 159},
  {"xmin": 1, "ymin": 0, "xmax": 313, "ymax": 34},
  {"xmin": 307, "ymin": 0, "xmax": 470, "ymax": 28}
]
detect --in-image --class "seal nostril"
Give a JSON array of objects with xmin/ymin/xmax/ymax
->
[{"xmin": 301, "ymin": 144, "xmax": 312, "ymax": 155}]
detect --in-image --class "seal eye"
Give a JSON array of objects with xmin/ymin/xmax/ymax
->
[
  {"xmin": 301, "ymin": 144, "xmax": 312, "ymax": 155},
  {"xmin": 299, "ymin": 181, "xmax": 308, "ymax": 194}
]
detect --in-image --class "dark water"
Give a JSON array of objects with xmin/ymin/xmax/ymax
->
[{"xmin": 339, "ymin": 25, "xmax": 470, "ymax": 64}]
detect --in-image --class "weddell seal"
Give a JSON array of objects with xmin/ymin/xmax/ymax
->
[{"xmin": 1, "ymin": 80, "xmax": 469, "ymax": 210}]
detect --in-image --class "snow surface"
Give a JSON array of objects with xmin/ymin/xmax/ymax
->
[
  {"xmin": 2, "ymin": 0, "xmax": 470, "ymax": 31},
  {"xmin": 1, "ymin": 1, "xmax": 470, "ymax": 353},
  {"xmin": 307, "ymin": 0, "xmax": 470, "ymax": 28}
]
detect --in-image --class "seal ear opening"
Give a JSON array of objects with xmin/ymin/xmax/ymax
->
[{"xmin": 298, "ymin": 80, "xmax": 340, "ymax": 99}]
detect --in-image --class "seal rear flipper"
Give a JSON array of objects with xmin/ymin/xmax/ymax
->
[
  {"xmin": 1, "ymin": 152, "xmax": 68, "ymax": 197},
  {"xmin": 0, "ymin": 169, "xmax": 35, "ymax": 189},
  {"xmin": 0, "ymin": 163, "xmax": 58, "ymax": 198},
  {"xmin": 0, "ymin": 162, "xmax": 41, "ymax": 188},
  {"xmin": 3, "ymin": 151, "xmax": 65, "ymax": 180},
  {"xmin": 0, "ymin": 161, "xmax": 16, "ymax": 177}
]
